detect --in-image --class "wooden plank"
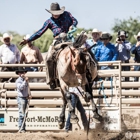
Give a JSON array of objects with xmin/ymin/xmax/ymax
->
[
  {"xmin": 1, "ymin": 98, "xmax": 140, "ymax": 106},
  {"xmin": 1, "ymin": 90, "xmax": 140, "ymax": 97},
  {"xmin": 0, "ymin": 81, "xmax": 139, "ymax": 89},
  {"xmin": 0, "ymin": 69, "xmax": 120, "ymax": 78},
  {"xmin": 0, "ymin": 81, "xmax": 120, "ymax": 89}
]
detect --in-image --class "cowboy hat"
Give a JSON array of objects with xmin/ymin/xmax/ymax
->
[
  {"xmin": 24, "ymin": 34, "xmax": 31, "ymax": 40},
  {"xmin": 45, "ymin": 3, "xmax": 65, "ymax": 15},
  {"xmin": 92, "ymin": 28, "xmax": 102, "ymax": 35},
  {"xmin": 15, "ymin": 67, "xmax": 27, "ymax": 75},
  {"xmin": 134, "ymin": 32, "xmax": 140, "ymax": 40},
  {"xmin": 0, "ymin": 33, "xmax": 13, "ymax": 43},
  {"xmin": 100, "ymin": 32, "xmax": 112, "ymax": 40}
]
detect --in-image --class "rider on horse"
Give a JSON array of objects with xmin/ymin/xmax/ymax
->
[{"xmin": 20, "ymin": 2, "xmax": 78, "ymax": 89}]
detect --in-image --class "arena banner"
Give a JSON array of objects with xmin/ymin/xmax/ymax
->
[
  {"xmin": 0, "ymin": 108, "xmax": 68, "ymax": 131},
  {"xmin": 1, "ymin": 108, "xmax": 140, "ymax": 131},
  {"xmin": 122, "ymin": 108, "xmax": 140, "ymax": 129}
]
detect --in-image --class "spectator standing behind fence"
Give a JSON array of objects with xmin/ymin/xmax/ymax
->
[
  {"xmin": 65, "ymin": 87, "xmax": 88, "ymax": 132},
  {"xmin": 20, "ymin": 34, "xmax": 44, "ymax": 72},
  {"xmin": 86, "ymin": 28, "xmax": 102, "ymax": 57},
  {"xmin": 115, "ymin": 31, "xmax": 131, "ymax": 82},
  {"xmin": 15, "ymin": 67, "xmax": 31, "ymax": 133},
  {"xmin": 131, "ymin": 32, "xmax": 140, "ymax": 82},
  {"xmin": 95, "ymin": 32, "xmax": 118, "ymax": 70},
  {"xmin": 0, "ymin": 33, "xmax": 20, "ymax": 82}
]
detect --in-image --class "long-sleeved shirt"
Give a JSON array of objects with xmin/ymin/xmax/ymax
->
[
  {"xmin": 28, "ymin": 11, "xmax": 78, "ymax": 42},
  {"xmin": 95, "ymin": 42, "xmax": 118, "ymax": 62},
  {"xmin": 20, "ymin": 45, "xmax": 43, "ymax": 64},
  {"xmin": 131, "ymin": 45, "xmax": 140, "ymax": 62},
  {"xmin": 0, "ymin": 44, "xmax": 20, "ymax": 64},
  {"xmin": 85, "ymin": 39, "xmax": 102, "ymax": 55},
  {"xmin": 115, "ymin": 41, "xmax": 131, "ymax": 61},
  {"xmin": 16, "ymin": 77, "xmax": 28, "ymax": 97}
]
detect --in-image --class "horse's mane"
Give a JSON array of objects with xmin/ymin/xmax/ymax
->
[{"xmin": 73, "ymin": 33, "xmax": 86, "ymax": 48}]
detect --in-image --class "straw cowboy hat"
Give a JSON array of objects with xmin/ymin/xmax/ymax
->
[
  {"xmin": 100, "ymin": 32, "xmax": 112, "ymax": 40},
  {"xmin": 46, "ymin": 2, "xmax": 65, "ymax": 15},
  {"xmin": 24, "ymin": 34, "xmax": 31, "ymax": 40},
  {"xmin": 134, "ymin": 32, "xmax": 140, "ymax": 40},
  {"xmin": 15, "ymin": 67, "xmax": 27, "ymax": 75},
  {"xmin": 92, "ymin": 28, "xmax": 102, "ymax": 35},
  {"xmin": 0, "ymin": 33, "xmax": 13, "ymax": 43}
]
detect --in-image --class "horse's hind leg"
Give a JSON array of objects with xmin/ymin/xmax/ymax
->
[{"xmin": 58, "ymin": 101, "xmax": 67, "ymax": 129}]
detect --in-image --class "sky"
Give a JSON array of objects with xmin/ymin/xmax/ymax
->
[{"xmin": 0, "ymin": 0, "xmax": 140, "ymax": 35}]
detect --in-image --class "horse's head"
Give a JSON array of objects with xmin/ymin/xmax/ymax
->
[
  {"xmin": 71, "ymin": 47, "xmax": 98, "ymax": 82},
  {"xmin": 72, "ymin": 48, "xmax": 87, "ymax": 74}
]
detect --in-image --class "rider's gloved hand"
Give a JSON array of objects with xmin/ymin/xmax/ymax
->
[{"xmin": 69, "ymin": 25, "xmax": 77, "ymax": 32}]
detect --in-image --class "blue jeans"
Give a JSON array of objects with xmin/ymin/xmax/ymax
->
[
  {"xmin": 100, "ymin": 66, "xmax": 111, "ymax": 81},
  {"xmin": 122, "ymin": 60, "xmax": 130, "ymax": 82},
  {"xmin": 17, "ymin": 97, "xmax": 28, "ymax": 131},
  {"xmin": 25, "ymin": 67, "xmax": 38, "ymax": 72},
  {"xmin": 134, "ymin": 65, "xmax": 140, "ymax": 81},
  {"xmin": 65, "ymin": 94, "xmax": 88, "ymax": 131}
]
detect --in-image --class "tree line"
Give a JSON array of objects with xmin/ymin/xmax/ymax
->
[{"xmin": 0, "ymin": 17, "xmax": 140, "ymax": 53}]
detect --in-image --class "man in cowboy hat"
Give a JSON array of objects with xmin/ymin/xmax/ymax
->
[
  {"xmin": 15, "ymin": 67, "xmax": 31, "ymax": 133},
  {"xmin": 0, "ymin": 33, "xmax": 20, "ymax": 64},
  {"xmin": 115, "ymin": 30, "xmax": 131, "ymax": 82},
  {"xmin": 95, "ymin": 32, "xmax": 118, "ymax": 70},
  {"xmin": 86, "ymin": 28, "xmax": 102, "ymax": 56},
  {"xmin": 20, "ymin": 2, "xmax": 78, "ymax": 89},
  {"xmin": 131, "ymin": 32, "xmax": 140, "ymax": 82},
  {"xmin": 0, "ymin": 33, "xmax": 20, "ymax": 82}
]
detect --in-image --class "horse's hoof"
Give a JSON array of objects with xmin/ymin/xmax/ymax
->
[
  {"xmin": 58, "ymin": 121, "xmax": 65, "ymax": 129},
  {"xmin": 70, "ymin": 114, "xmax": 79, "ymax": 124},
  {"xmin": 92, "ymin": 113, "xmax": 101, "ymax": 123},
  {"xmin": 92, "ymin": 117, "xmax": 100, "ymax": 124}
]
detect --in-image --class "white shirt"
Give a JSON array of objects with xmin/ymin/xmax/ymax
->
[
  {"xmin": 0, "ymin": 44, "xmax": 20, "ymax": 64},
  {"xmin": 68, "ymin": 87, "xmax": 81, "ymax": 97}
]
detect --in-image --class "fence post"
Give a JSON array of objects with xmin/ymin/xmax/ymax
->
[{"xmin": 118, "ymin": 61, "xmax": 122, "ymax": 132}]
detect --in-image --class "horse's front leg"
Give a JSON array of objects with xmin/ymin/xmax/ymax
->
[
  {"xmin": 84, "ymin": 83, "xmax": 101, "ymax": 123},
  {"xmin": 58, "ymin": 87, "xmax": 67, "ymax": 129}
]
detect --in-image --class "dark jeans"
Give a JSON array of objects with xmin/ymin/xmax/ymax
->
[
  {"xmin": 65, "ymin": 94, "xmax": 88, "ymax": 131},
  {"xmin": 100, "ymin": 66, "xmax": 112, "ymax": 81},
  {"xmin": 122, "ymin": 60, "xmax": 130, "ymax": 82},
  {"xmin": 25, "ymin": 67, "xmax": 38, "ymax": 72}
]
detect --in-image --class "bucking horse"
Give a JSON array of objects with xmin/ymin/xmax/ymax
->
[{"xmin": 45, "ymin": 33, "xmax": 101, "ymax": 129}]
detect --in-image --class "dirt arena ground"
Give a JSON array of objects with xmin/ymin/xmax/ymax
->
[{"xmin": 0, "ymin": 130, "xmax": 128, "ymax": 140}]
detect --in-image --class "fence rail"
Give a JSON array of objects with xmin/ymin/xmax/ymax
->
[{"xmin": 1, "ymin": 61, "xmax": 140, "ymax": 131}]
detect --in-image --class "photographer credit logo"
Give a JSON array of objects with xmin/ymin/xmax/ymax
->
[
  {"xmin": 0, "ymin": 114, "xmax": 4, "ymax": 123},
  {"xmin": 125, "ymin": 131, "xmax": 133, "ymax": 139}
]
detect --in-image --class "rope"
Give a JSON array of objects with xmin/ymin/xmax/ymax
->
[
  {"xmin": 98, "ymin": 75, "xmax": 114, "ymax": 107},
  {"xmin": 0, "ymin": 78, "xmax": 12, "ymax": 110}
]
